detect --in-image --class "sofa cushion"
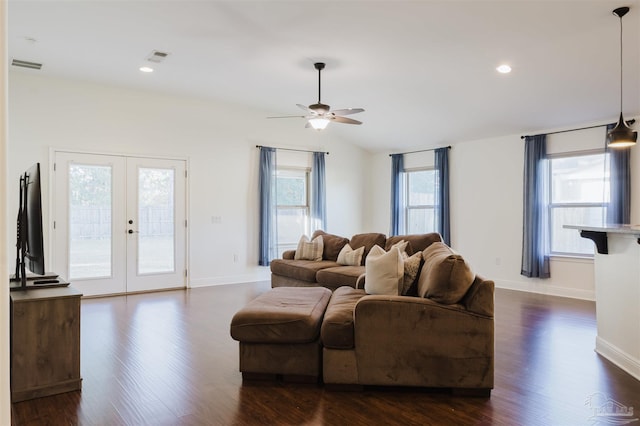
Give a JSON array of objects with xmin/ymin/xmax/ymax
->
[
  {"xmin": 364, "ymin": 245, "xmax": 404, "ymax": 295},
  {"xmin": 321, "ymin": 286, "xmax": 366, "ymax": 349},
  {"xmin": 312, "ymin": 230, "xmax": 349, "ymax": 261},
  {"xmin": 349, "ymin": 233, "xmax": 387, "ymax": 265},
  {"xmin": 462, "ymin": 276, "xmax": 495, "ymax": 317},
  {"xmin": 270, "ymin": 259, "xmax": 340, "ymax": 283},
  {"xmin": 417, "ymin": 242, "xmax": 474, "ymax": 304},
  {"xmin": 385, "ymin": 233, "xmax": 442, "ymax": 255},
  {"xmin": 401, "ymin": 251, "xmax": 423, "ymax": 295},
  {"xmin": 230, "ymin": 287, "xmax": 332, "ymax": 343},
  {"xmin": 282, "ymin": 250, "xmax": 296, "ymax": 260},
  {"xmin": 337, "ymin": 243, "xmax": 365, "ymax": 266},
  {"xmin": 316, "ymin": 265, "xmax": 365, "ymax": 288},
  {"xmin": 294, "ymin": 235, "xmax": 324, "ymax": 261}
]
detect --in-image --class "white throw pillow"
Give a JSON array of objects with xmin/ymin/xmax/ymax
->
[
  {"xmin": 389, "ymin": 239, "xmax": 409, "ymax": 259},
  {"xmin": 364, "ymin": 245, "xmax": 404, "ymax": 295},
  {"xmin": 337, "ymin": 243, "xmax": 365, "ymax": 266},
  {"xmin": 294, "ymin": 235, "xmax": 324, "ymax": 261}
]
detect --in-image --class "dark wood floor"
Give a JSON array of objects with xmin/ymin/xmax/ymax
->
[{"xmin": 10, "ymin": 282, "xmax": 640, "ymax": 425}]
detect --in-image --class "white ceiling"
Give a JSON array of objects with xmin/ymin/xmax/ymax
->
[{"xmin": 7, "ymin": 0, "xmax": 640, "ymax": 152}]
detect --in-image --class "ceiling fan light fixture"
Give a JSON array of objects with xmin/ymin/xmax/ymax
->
[
  {"xmin": 267, "ymin": 62, "xmax": 364, "ymax": 128},
  {"xmin": 308, "ymin": 117, "xmax": 330, "ymax": 130},
  {"xmin": 608, "ymin": 6, "xmax": 637, "ymax": 149},
  {"xmin": 309, "ymin": 103, "xmax": 331, "ymax": 114}
]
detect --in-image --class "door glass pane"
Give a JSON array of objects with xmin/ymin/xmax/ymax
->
[
  {"xmin": 138, "ymin": 168, "xmax": 175, "ymax": 274},
  {"xmin": 69, "ymin": 164, "xmax": 112, "ymax": 279}
]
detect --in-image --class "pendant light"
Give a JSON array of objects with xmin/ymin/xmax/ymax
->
[{"xmin": 608, "ymin": 6, "xmax": 637, "ymax": 148}]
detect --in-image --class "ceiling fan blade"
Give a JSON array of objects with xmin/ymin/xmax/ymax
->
[
  {"xmin": 331, "ymin": 116, "xmax": 362, "ymax": 125},
  {"xmin": 330, "ymin": 108, "xmax": 364, "ymax": 116},
  {"xmin": 267, "ymin": 115, "xmax": 307, "ymax": 119},
  {"xmin": 297, "ymin": 104, "xmax": 311, "ymax": 112}
]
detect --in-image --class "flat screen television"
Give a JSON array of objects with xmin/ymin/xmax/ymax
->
[{"xmin": 10, "ymin": 163, "xmax": 61, "ymax": 290}]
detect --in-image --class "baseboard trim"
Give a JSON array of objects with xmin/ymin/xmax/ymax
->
[
  {"xmin": 495, "ymin": 279, "xmax": 595, "ymax": 301},
  {"xmin": 189, "ymin": 271, "xmax": 271, "ymax": 288},
  {"xmin": 595, "ymin": 336, "xmax": 640, "ymax": 381}
]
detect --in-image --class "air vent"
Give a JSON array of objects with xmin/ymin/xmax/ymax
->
[
  {"xmin": 146, "ymin": 50, "xmax": 170, "ymax": 63},
  {"xmin": 11, "ymin": 59, "xmax": 42, "ymax": 70}
]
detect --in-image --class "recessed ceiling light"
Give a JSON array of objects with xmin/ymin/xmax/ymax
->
[
  {"xmin": 139, "ymin": 66, "xmax": 154, "ymax": 73},
  {"xmin": 496, "ymin": 64, "xmax": 512, "ymax": 74}
]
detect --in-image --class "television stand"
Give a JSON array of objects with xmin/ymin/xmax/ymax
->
[{"xmin": 10, "ymin": 286, "xmax": 83, "ymax": 402}]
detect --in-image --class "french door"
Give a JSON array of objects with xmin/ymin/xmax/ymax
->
[{"xmin": 52, "ymin": 152, "xmax": 187, "ymax": 297}]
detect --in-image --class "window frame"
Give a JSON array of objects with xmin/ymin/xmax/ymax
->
[
  {"xmin": 275, "ymin": 166, "xmax": 311, "ymax": 255},
  {"xmin": 404, "ymin": 166, "xmax": 437, "ymax": 235},
  {"xmin": 547, "ymin": 149, "xmax": 609, "ymax": 258}
]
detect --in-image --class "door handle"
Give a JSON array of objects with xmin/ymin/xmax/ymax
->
[{"xmin": 128, "ymin": 229, "xmax": 139, "ymax": 234}]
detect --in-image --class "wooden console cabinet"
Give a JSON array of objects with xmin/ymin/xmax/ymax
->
[{"xmin": 10, "ymin": 286, "xmax": 82, "ymax": 402}]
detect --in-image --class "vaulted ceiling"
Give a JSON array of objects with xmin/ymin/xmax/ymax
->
[{"xmin": 8, "ymin": 0, "xmax": 640, "ymax": 152}]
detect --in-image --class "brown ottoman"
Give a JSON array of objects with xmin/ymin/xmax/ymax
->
[{"xmin": 230, "ymin": 287, "xmax": 332, "ymax": 382}]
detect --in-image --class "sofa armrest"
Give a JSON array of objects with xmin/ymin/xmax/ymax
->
[
  {"xmin": 353, "ymin": 295, "xmax": 494, "ymax": 387},
  {"xmin": 355, "ymin": 273, "xmax": 366, "ymax": 289},
  {"xmin": 282, "ymin": 250, "xmax": 296, "ymax": 260}
]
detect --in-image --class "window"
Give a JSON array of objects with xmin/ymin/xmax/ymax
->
[
  {"xmin": 276, "ymin": 168, "xmax": 310, "ymax": 256},
  {"xmin": 548, "ymin": 151, "xmax": 609, "ymax": 256},
  {"xmin": 405, "ymin": 168, "xmax": 437, "ymax": 234}
]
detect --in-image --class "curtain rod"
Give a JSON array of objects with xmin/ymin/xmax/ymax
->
[
  {"xmin": 255, "ymin": 145, "xmax": 329, "ymax": 155},
  {"xmin": 388, "ymin": 146, "xmax": 451, "ymax": 157},
  {"xmin": 520, "ymin": 119, "xmax": 636, "ymax": 139}
]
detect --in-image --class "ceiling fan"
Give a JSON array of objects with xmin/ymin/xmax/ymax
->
[{"xmin": 268, "ymin": 62, "xmax": 364, "ymax": 130}]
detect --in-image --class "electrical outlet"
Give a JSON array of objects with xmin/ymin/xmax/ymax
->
[
  {"xmin": 233, "ymin": 254, "xmax": 239, "ymax": 263},
  {"xmin": 211, "ymin": 216, "xmax": 222, "ymax": 224}
]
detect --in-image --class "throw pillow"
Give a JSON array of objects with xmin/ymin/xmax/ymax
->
[
  {"xmin": 389, "ymin": 240, "xmax": 409, "ymax": 259},
  {"xmin": 417, "ymin": 242, "xmax": 474, "ymax": 304},
  {"xmin": 337, "ymin": 243, "xmax": 365, "ymax": 266},
  {"xmin": 312, "ymin": 230, "xmax": 349, "ymax": 261},
  {"xmin": 294, "ymin": 235, "xmax": 324, "ymax": 261},
  {"xmin": 364, "ymin": 245, "xmax": 404, "ymax": 296},
  {"xmin": 401, "ymin": 251, "xmax": 422, "ymax": 295}
]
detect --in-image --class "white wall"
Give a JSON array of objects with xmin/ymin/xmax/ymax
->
[
  {"xmin": 366, "ymin": 120, "xmax": 639, "ymax": 301},
  {"xmin": 9, "ymin": 71, "xmax": 640, "ymax": 303},
  {"xmin": 1, "ymin": 0, "xmax": 11, "ymax": 420},
  {"xmin": 7, "ymin": 72, "xmax": 367, "ymax": 288}
]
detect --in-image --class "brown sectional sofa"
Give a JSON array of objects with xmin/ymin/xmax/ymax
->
[
  {"xmin": 255, "ymin": 230, "xmax": 495, "ymax": 394},
  {"xmin": 270, "ymin": 231, "xmax": 442, "ymax": 289},
  {"xmin": 321, "ymin": 279, "xmax": 494, "ymax": 393}
]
